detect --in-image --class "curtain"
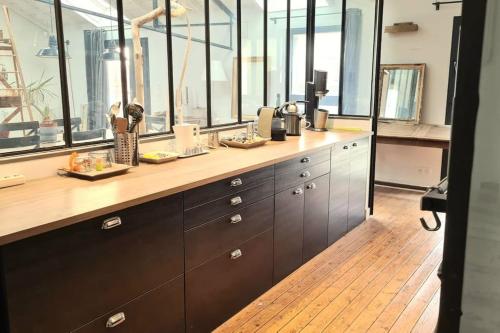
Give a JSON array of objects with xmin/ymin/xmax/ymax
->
[{"xmin": 342, "ymin": 8, "xmax": 362, "ymax": 115}]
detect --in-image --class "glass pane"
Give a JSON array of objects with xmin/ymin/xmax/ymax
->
[
  {"xmin": 315, "ymin": 0, "xmax": 342, "ymax": 114},
  {"xmin": 123, "ymin": 0, "xmax": 171, "ymax": 135},
  {"xmin": 289, "ymin": 0, "xmax": 307, "ymax": 107},
  {"xmin": 241, "ymin": 0, "xmax": 264, "ymax": 121},
  {"xmin": 343, "ymin": 0, "xmax": 376, "ymax": 116},
  {"xmin": 171, "ymin": 0, "xmax": 207, "ymax": 127},
  {"xmin": 60, "ymin": 0, "xmax": 122, "ymax": 143},
  {"xmin": 0, "ymin": 1, "xmax": 65, "ymax": 154},
  {"xmin": 267, "ymin": 0, "xmax": 288, "ymax": 107},
  {"xmin": 210, "ymin": 0, "xmax": 237, "ymax": 125}
]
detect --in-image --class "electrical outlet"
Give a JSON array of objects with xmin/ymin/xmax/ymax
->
[{"xmin": 0, "ymin": 174, "xmax": 26, "ymax": 189}]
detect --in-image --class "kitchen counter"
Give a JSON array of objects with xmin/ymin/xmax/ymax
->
[{"xmin": 0, "ymin": 130, "xmax": 371, "ymax": 246}]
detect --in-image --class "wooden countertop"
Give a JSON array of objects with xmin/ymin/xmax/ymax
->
[{"xmin": 0, "ymin": 130, "xmax": 371, "ymax": 246}]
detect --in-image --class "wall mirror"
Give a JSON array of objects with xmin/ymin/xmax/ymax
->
[{"xmin": 378, "ymin": 64, "xmax": 425, "ymax": 123}]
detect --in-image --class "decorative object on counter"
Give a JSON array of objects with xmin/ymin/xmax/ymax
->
[
  {"xmin": 173, "ymin": 123, "xmax": 203, "ymax": 155},
  {"xmin": 306, "ymin": 70, "xmax": 330, "ymax": 132},
  {"xmin": 220, "ymin": 133, "xmax": 270, "ymax": 149},
  {"xmin": 63, "ymin": 152, "xmax": 131, "ymax": 180},
  {"xmin": 0, "ymin": 173, "xmax": 25, "ymax": 189},
  {"xmin": 278, "ymin": 101, "xmax": 309, "ymax": 136},
  {"xmin": 256, "ymin": 106, "xmax": 274, "ymax": 139},
  {"xmin": 140, "ymin": 151, "xmax": 180, "ymax": 164},
  {"xmin": 130, "ymin": 1, "xmax": 189, "ymax": 133},
  {"xmin": 271, "ymin": 128, "xmax": 287, "ymax": 141},
  {"xmin": 207, "ymin": 131, "xmax": 220, "ymax": 149},
  {"xmin": 384, "ymin": 22, "xmax": 419, "ymax": 33}
]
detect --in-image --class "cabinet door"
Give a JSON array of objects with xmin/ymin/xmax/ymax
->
[
  {"xmin": 348, "ymin": 137, "xmax": 370, "ymax": 231},
  {"xmin": 329, "ymin": 143, "xmax": 351, "ymax": 245},
  {"xmin": 274, "ymin": 185, "xmax": 305, "ymax": 283},
  {"xmin": 303, "ymin": 173, "xmax": 330, "ymax": 262}
]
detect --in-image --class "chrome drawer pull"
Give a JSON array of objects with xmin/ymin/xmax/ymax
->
[
  {"xmin": 106, "ymin": 312, "xmax": 126, "ymax": 328},
  {"xmin": 352, "ymin": 142, "xmax": 358, "ymax": 147},
  {"xmin": 300, "ymin": 171, "xmax": 311, "ymax": 178},
  {"xmin": 301, "ymin": 157, "xmax": 311, "ymax": 163},
  {"xmin": 343, "ymin": 145, "xmax": 349, "ymax": 150},
  {"xmin": 306, "ymin": 183, "xmax": 317, "ymax": 190},
  {"xmin": 230, "ymin": 196, "xmax": 243, "ymax": 206},
  {"xmin": 230, "ymin": 214, "xmax": 242, "ymax": 224},
  {"xmin": 230, "ymin": 249, "xmax": 243, "ymax": 260},
  {"xmin": 102, "ymin": 217, "xmax": 122, "ymax": 230},
  {"xmin": 230, "ymin": 178, "xmax": 243, "ymax": 187},
  {"xmin": 293, "ymin": 188, "xmax": 303, "ymax": 195}
]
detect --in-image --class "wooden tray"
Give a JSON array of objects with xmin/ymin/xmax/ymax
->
[
  {"xmin": 220, "ymin": 138, "xmax": 270, "ymax": 149},
  {"xmin": 63, "ymin": 163, "xmax": 132, "ymax": 180},
  {"xmin": 140, "ymin": 152, "xmax": 180, "ymax": 164}
]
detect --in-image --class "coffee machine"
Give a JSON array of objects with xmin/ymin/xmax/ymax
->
[{"xmin": 306, "ymin": 70, "xmax": 329, "ymax": 132}]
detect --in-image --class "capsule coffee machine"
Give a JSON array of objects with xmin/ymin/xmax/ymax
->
[{"xmin": 306, "ymin": 70, "xmax": 329, "ymax": 132}]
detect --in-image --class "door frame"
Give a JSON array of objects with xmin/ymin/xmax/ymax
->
[{"xmin": 437, "ymin": 0, "xmax": 487, "ymax": 332}]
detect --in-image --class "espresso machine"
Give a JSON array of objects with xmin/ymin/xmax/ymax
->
[{"xmin": 306, "ymin": 70, "xmax": 329, "ymax": 132}]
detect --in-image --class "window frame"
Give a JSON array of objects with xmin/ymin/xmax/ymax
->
[{"xmin": 1, "ymin": 0, "xmax": 376, "ymax": 158}]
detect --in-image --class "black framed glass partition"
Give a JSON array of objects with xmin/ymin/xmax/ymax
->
[{"xmin": 0, "ymin": 0, "xmax": 379, "ymax": 157}]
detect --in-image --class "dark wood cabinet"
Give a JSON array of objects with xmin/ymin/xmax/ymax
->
[
  {"xmin": 185, "ymin": 230, "xmax": 273, "ymax": 333},
  {"xmin": 303, "ymin": 174, "xmax": 330, "ymax": 262},
  {"xmin": 72, "ymin": 276, "xmax": 185, "ymax": 333},
  {"xmin": 274, "ymin": 185, "xmax": 305, "ymax": 283},
  {"xmin": 347, "ymin": 138, "xmax": 369, "ymax": 231},
  {"xmin": 1, "ymin": 195, "xmax": 184, "ymax": 333},
  {"xmin": 329, "ymin": 143, "xmax": 351, "ymax": 245},
  {"xmin": 185, "ymin": 196, "xmax": 274, "ymax": 270},
  {"xmin": 275, "ymin": 160, "xmax": 330, "ymax": 193}
]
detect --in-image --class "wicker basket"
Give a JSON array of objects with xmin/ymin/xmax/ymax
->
[{"xmin": 114, "ymin": 132, "xmax": 139, "ymax": 166}]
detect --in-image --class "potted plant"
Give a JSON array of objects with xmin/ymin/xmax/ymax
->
[{"xmin": 26, "ymin": 73, "xmax": 58, "ymax": 143}]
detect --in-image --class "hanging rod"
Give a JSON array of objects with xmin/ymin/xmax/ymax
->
[{"xmin": 432, "ymin": 1, "xmax": 462, "ymax": 11}]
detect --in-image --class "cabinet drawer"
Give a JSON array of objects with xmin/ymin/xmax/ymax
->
[
  {"xmin": 185, "ymin": 196, "xmax": 274, "ymax": 270},
  {"xmin": 186, "ymin": 230, "xmax": 273, "ymax": 332},
  {"xmin": 184, "ymin": 165, "xmax": 275, "ymax": 209},
  {"xmin": 72, "ymin": 276, "xmax": 185, "ymax": 333},
  {"xmin": 1, "ymin": 195, "xmax": 184, "ymax": 333},
  {"xmin": 275, "ymin": 160, "xmax": 330, "ymax": 193},
  {"xmin": 184, "ymin": 180, "xmax": 275, "ymax": 230},
  {"xmin": 275, "ymin": 149, "xmax": 330, "ymax": 175}
]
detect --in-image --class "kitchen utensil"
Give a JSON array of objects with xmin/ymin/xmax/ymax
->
[
  {"xmin": 173, "ymin": 123, "xmax": 201, "ymax": 155},
  {"xmin": 312, "ymin": 108, "xmax": 329, "ymax": 132},
  {"xmin": 108, "ymin": 101, "xmax": 121, "ymax": 131},
  {"xmin": 126, "ymin": 102, "xmax": 144, "ymax": 133},
  {"xmin": 284, "ymin": 112, "xmax": 306, "ymax": 136},
  {"xmin": 271, "ymin": 128, "xmax": 287, "ymax": 141},
  {"xmin": 114, "ymin": 132, "xmax": 139, "ymax": 166},
  {"xmin": 115, "ymin": 118, "xmax": 128, "ymax": 134}
]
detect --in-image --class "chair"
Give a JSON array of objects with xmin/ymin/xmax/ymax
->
[
  {"xmin": 72, "ymin": 128, "xmax": 107, "ymax": 142},
  {"xmin": 0, "ymin": 121, "xmax": 40, "ymax": 149},
  {"xmin": 54, "ymin": 118, "xmax": 82, "ymax": 132}
]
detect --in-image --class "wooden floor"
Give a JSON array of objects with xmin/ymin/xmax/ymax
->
[{"xmin": 216, "ymin": 186, "xmax": 443, "ymax": 333}]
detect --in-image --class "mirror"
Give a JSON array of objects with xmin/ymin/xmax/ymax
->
[{"xmin": 378, "ymin": 64, "xmax": 425, "ymax": 123}]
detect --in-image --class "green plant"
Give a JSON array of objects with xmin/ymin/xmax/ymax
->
[{"xmin": 26, "ymin": 72, "xmax": 57, "ymax": 121}]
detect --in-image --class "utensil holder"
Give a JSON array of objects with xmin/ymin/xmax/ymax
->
[{"xmin": 114, "ymin": 132, "xmax": 139, "ymax": 166}]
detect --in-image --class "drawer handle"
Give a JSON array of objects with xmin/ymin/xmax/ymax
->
[
  {"xmin": 230, "ymin": 214, "xmax": 243, "ymax": 224},
  {"xmin": 230, "ymin": 178, "xmax": 243, "ymax": 187},
  {"xmin": 106, "ymin": 312, "xmax": 126, "ymax": 328},
  {"xmin": 231, "ymin": 249, "xmax": 243, "ymax": 260},
  {"xmin": 300, "ymin": 171, "xmax": 311, "ymax": 178},
  {"xmin": 293, "ymin": 188, "xmax": 303, "ymax": 195},
  {"xmin": 301, "ymin": 157, "xmax": 311, "ymax": 163},
  {"xmin": 230, "ymin": 196, "xmax": 243, "ymax": 206},
  {"xmin": 306, "ymin": 183, "xmax": 317, "ymax": 190},
  {"xmin": 352, "ymin": 142, "xmax": 358, "ymax": 147},
  {"xmin": 102, "ymin": 217, "xmax": 122, "ymax": 230},
  {"xmin": 343, "ymin": 145, "xmax": 349, "ymax": 150}
]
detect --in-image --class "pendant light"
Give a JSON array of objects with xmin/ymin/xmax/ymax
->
[
  {"xmin": 102, "ymin": 2, "xmax": 120, "ymax": 62},
  {"xmin": 37, "ymin": 5, "xmax": 70, "ymax": 58}
]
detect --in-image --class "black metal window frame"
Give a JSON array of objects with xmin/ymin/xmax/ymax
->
[{"xmin": 1, "ymin": 0, "xmax": 375, "ymax": 158}]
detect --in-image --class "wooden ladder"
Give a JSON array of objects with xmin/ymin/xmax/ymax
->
[{"xmin": 0, "ymin": 5, "xmax": 34, "ymax": 126}]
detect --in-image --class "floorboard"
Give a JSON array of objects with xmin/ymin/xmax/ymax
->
[{"xmin": 216, "ymin": 186, "xmax": 443, "ymax": 333}]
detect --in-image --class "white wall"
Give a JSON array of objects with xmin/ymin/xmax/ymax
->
[
  {"xmin": 376, "ymin": 0, "xmax": 461, "ymax": 187},
  {"xmin": 461, "ymin": 2, "xmax": 500, "ymax": 331}
]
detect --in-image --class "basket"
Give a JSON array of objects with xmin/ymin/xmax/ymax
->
[{"xmin": 114, "ymin": 132, "xmax": 139, "ymax": 166}]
